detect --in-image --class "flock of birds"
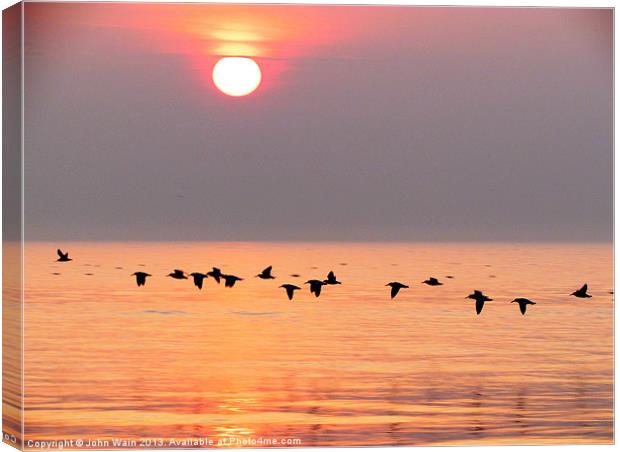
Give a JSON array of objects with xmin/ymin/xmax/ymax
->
[{"xmin": 56, "ymin": 248, "xmax": 598, "ymax": 316}]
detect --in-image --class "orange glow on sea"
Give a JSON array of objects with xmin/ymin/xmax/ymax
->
[{"xmin": 16, "ymin": 242, "xmax": 613, "ymax": 447}]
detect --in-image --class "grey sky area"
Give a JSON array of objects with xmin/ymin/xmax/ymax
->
[{"xmin": 23, "ymin": 5, "xmax": 612, "ymax": 241}]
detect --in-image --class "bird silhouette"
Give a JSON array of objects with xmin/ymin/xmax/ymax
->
[
  {"xmin": 132, "ymin": 272, "xmax": 151, "ymax": 287},
  {"xmin": 512, "ymin": 298, "xmax": 536, "ymax": 315},
  {"xmin": 223, "ymin": 274, "xmax": 243, "ymax": 288},
  {"xmin": 422, "ymin": 277, "xmax": 443, "ymax": 286},
  {"xmin": 280, "ymin": 284, "xmax": 301, "ymax": 300},
  {"xmin": 207, "ymin": 267, "xmax": 222, "ymax": 284},
  {"xmin": 167, "ymin": 269, "xmax": 187, "ymax": 280},
  {"xmin": 56, "ymin": 249, "xmax": 72, "ymax": 262},
  {"xmin": 324, "ymin": 271, "xmax": 341, "ymax": 285},
  {"xmin": 571, "ymin": 284, "xmax": 592, "ymax": 298},
  {"xmin": 190, "ymin": 272, "xmax": 208, "ymax": 290},
  {"xmin": 305, "ymin": 279, "xmax": 326, "ymax": 297},
  {"xmin": 466, "ymin": 290, "xmax": 493, "ymax": 315},
  {"xmin": 256, "ymin": 266, "xmax": 275, "ymax": 280},
  {"xmin": 386, "ymin": 282, "xmax": 409, "ymax": 299}
]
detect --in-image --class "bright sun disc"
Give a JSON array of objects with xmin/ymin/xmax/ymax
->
[{"xmin": 212, "ymin": 57, "xmax": 262, "ymax": 97}]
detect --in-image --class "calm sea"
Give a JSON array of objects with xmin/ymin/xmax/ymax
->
[{"xmin": 15, "ymin": 242, "xmax": 613, "ymax": 447}]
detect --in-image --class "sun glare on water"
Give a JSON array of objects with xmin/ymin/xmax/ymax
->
[{"xmin": 212, "ymin": 57, "xmax": 262, "ymax": 97}]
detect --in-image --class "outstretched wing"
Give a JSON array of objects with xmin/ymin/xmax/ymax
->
[
  {"xmin": 391, "ymin": 286, "xmax": 400, "ymax": 299},
  {"xmin": 314, "ymin": 283, "xmax": 322, "ymax": 297},
  {"xmin": 580, "ymin": 284, "xmax": 588, "ymax": 293},
  {"xmin": 57, "ymin": 249, "xmax": 65, "ymax": 258},
  {"xmin": 263, "ymin": 266, "xmax": 273, "ymax": 276},
  {"xmin": 476, "ymin": 299, "xmax": 484, "ymax": 315},
  {"xmin": 285, "ymin": 287, "xmax": 294, "ymax": 300},
  {"xmin": 519, "ymin": 302, "xmax": 526, "ymax": 315}
]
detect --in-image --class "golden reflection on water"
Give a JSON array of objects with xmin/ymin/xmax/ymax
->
[{"xmin": 19, "ymin": 242, "xmax": 613, "ymax": 447}]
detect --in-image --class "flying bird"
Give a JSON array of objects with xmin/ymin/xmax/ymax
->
[
  {"xmin": 466, "ymin": 290, "xmax": 493, "ymax": 315},
  {"xmin": 190, "ymin": 272, "xmax": 208, "ymax": 289},
  {"xmin": 132, "ymin": 272, "xmax": 151, "ymax": 287},
  {"xmin": 386, "ymin": 282, "xmax": 409, "ymax": 299},
  {"xmin": 512, "ymin": 298, "xmax": 536, "ymax": 315},
  {"xmin": 571, "ymin": 284, "xmax": 592, "ymax": 298},
  {"xmin": 223, "ymin": 274, "xmax": 243, "ymax": 288},
  {"xmin": 422, "ymin": 277, "xmax": 443, "ymax": 286},
  {"xmin": 256, "ymin": 266, "xmax": 275, "ymax": 280},
  {"xmin": 305, "ymin": 279, "xmax": 326, "ymax": 297},
  {"xmin": 324, "ymin": 271, "xmax": 342, "ymax": 285},
  {"xmin": 207, "ymin": 267, "xmax": 222, "ymax": 284},
  {"xmin": 167, "ymin": 269, "xmax": 188, "ymax": 280},
  {"xmin": 56, "ymin": 249, "xmax": 72, "ymax": 262},
  {"xmin": 280, "ymin": 284, "xmax": 301, "ymax": 300}
]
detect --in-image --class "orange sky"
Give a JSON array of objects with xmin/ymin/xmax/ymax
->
[
  {"xmin": 28, "ymin": 4, "xmax": 610, "ymax": 93},
  {"xmin": 23, "ymin": 4, "xmax": 612, "ymax": 241},
  {"xmin": 26, "ymin": 3, "xmax": 389, "ymax": 91}
]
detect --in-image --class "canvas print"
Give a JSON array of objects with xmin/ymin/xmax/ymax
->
[{"xmin": 2, "ymin": 2, "xmax": 613, "ymax": 449}]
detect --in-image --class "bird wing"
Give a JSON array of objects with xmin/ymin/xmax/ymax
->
[
  {"xmin": 520, "ymin": 302, "xmax": 526, "ymax": 315},
  {"xmin": 264, "ymin": 266, "xmax": 272, "ymax": 276},
  {"xmin": 581, "ymin": 284, "xmax": 588, "ymax": 292},
  {"xmin": 476, "ymin": 299, "xmax": 484, "ymax": 315},
  {"xmin": 327, "ymin": 271, "xmax": 335, "ymax": 280},
  {"xmin": 57, "ymin": 249, "xmax": 65, "ymax": 258},
  {"xmin": 285, "ymin": 287, "xmax": 294, "ymax": 300},
  {"xmin": 315, "ymin": 283, "xmax": 322, "ymax": 297},
  {"xmin": 391, "ymin": 286, "xmax": 400, "ymax": 299}
]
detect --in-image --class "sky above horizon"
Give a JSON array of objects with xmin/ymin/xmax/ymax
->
[{"xmin": 23, "ymin": 4, "xmax": 612, "ymax": 241}]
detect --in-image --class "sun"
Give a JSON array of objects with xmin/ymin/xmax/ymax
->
[{"xmin": 212, "ymin": 57, "xmax": 262, "ymax": 97}]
